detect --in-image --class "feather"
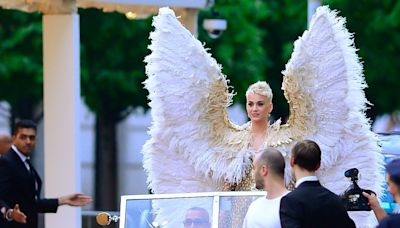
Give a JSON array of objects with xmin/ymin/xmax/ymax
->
[
  {"xmin": 143, "ymin": 6, "xmax": 384, "ymax": 228},
  {"xmin": 142, "ymin": 8, "xmax": 254, "ymax": 227},
  {"xmin": 282, "ymin": 6, "xmax": 384, "ymax": 227}
]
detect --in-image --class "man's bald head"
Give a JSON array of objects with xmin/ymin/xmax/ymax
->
[
  {"xmin": 254, "ymin": 148, "xmax": 285, "ymax": 178},
  {"xmin": 253, "ymin": 148, "xmax": 285, "ymax": 190}
]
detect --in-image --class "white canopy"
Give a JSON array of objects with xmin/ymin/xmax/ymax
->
[{"xmin": 0, "ymin": 0, "xmax": 211, "ymax": 15}]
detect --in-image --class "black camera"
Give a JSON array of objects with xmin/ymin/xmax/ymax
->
[{"xmin": 340, "ymin": 168, "xmax": 375, "ymax": 211}]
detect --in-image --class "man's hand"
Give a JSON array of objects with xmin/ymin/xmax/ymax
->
[
  {"xmin": 362, "ymin": 191, "xmax": 380, "ymax": 209},
  {"xmin": 8, "ymin": 204, "xmax": 27, "ymax": 223},
  {"xmin": 59, "ymin": 193, "xmax": 93, "ymax": 207},
  {"xmin": 362, "ymin": 191, "xmax": 388, "ymax": 221}
]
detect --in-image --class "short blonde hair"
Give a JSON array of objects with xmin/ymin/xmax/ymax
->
[{"xmin": 245, "ymin": 81, "xmax": 273, "ymax": 103}]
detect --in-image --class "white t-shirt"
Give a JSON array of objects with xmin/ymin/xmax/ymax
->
[{"xmin": 242, "ymin": 191, "xmax": 289, "ymax": 228}]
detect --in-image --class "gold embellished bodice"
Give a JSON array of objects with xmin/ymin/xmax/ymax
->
[{"xmin": 222, "ymin": 121, "xmax": 294, "ymax": 192}]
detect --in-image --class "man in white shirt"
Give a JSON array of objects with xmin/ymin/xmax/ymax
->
[{"xmin": 243, "ymin": 148, "xmax": 289, "ymax": 228}]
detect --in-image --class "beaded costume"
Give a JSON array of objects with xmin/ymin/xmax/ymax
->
[{"xmin": 143, "ymin": 6, "xmax": 383, "ymax": 227}]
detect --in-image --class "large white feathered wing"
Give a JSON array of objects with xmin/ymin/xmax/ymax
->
[
  {"xmin": 282, "ymin": 6, "xmax": 384, "ymax": 227},
  {"xmin": 142, "ymin": 8, "xmax": 254, "ymax": 227},
  {"xmin": 143, "ymin": 7, "xmax": 253, "ymax": 193}
]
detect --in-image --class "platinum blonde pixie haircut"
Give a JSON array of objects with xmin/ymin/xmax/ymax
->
[{"xmin": 245, "ymin": 81, "xmax": 273, "ymax": 103}]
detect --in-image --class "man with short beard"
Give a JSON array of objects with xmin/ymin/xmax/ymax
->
[{"xmin": 243, "ymin": 148, "xmax": 289, "ymax": 228}]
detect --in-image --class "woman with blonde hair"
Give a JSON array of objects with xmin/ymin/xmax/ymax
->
[{"xmin": 142, "ymin": 6, "xmax": 382, "ymax": 227}]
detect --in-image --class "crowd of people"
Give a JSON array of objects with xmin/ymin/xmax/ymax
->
[
  {"xmin": 183, "ymin": 140, "xmax": 400, "ymax": 228},
  {"xmin": 144, "ymin": 6, "xmax": 383, "ymax": 228},
  {"xmin": 0, "ymin": 117, "xmax": 393, "ymax": 228},
  {"xmin": 1, "ymin": 6, "xmax": 395, "ymax": 228},
  {"xmin": 244, "ymin": 140, "xmax": 356, "ymax": 228}
]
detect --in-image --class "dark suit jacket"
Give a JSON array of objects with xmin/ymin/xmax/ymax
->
[
  {"xmin": 0, "ymin": 149, "xmax": 58, "ymax": 228},
  {"xmin": 279, "ymin": 180, "xmax": 355, "ymax": 228}
]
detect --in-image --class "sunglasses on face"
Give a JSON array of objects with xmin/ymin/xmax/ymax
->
[{"xmin": 183, "ymin": 218, "xmax": 209, "ymax": 226}]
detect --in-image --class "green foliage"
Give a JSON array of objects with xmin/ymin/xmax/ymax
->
[
  {"xmin": 79, "ymin": 9, "xmax": 152, "ymax": 121},
  {"xmin": 198, "ymin": 0, "xmax": 269, "ymax": 107},
  {"xmin": 80, "ymin": 2, "xmax": 272, "ymax": 121},
  {"xmin": 324, "ymin": 0, "xmax": 400, "ymax": 116},
  {"xmin": 257, "ymin": 0, "xmax": 307, "ymax": 119},
  {"xmin": 0, "ymin": 10, "xmax": 42, "ymax": 119},
  {"xmin": 205, "ymin": 0, "xmax": 400, "ymax": 118},
  {"xmin": 199, "ymin": 0, "xmax": 307, "ymax": 119},
  {"xmin": 0, "ymin": 1, "xmax": 399, "ymax": 122}
]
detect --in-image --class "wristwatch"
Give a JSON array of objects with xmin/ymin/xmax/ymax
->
[{"xmin": 5, "ymin": 208, "xmax": 13, "ymax": 221}]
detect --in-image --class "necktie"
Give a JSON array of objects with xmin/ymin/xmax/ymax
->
[
  {"xmin": 25, "ymin": 158, "xmax": 35, "ymax": 177},
  {"xmin": 25, "ymin": 158, "xmax": 38, "ymax": 196}
]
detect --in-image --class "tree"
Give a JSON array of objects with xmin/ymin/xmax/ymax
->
[
  {"xmin": 198, "ymin": 0, "xmax": 269, "ymax": 110},
  {"xmin": 249, "ymin": 0, "xmax": 400, "ymax": 119},
  {"xmin": 256, "ymin": 0, "xmax": 308, "ymax": 120},
  {"xmin": 80, "ymin": 1, "xmax": 271, "ymax": 209},
  {"xmin": 324, "ymin": 0, "xmax": 400, "ymax": 117},
  {"xmin": 2, "ymin": 0, "xmax": 399, "ymax": 212},
  {"xmin": 79, "ymin": 9, "xmax": 151, "ymax": 210},
  {"xmin": 0, "ymin": 10, "xmax": 43, "ymax": 125},
  {"xmin": 198, "ymin": 0, "xmax": 308, "ymax": 121}
]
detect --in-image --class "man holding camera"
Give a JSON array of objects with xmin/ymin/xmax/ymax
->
[
  {"xmin": 363, "ymin": 158, "xmax": 400, "ymax": 227},
  {"xmin": 279, "ymin": 140, "xmax": 355, "ymax": 228}
]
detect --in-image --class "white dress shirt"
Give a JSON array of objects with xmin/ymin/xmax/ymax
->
[
  {"xmin": 295, "ymin": 176, "xmax": 318, "ymax": 188},
  {"xmin": 12, "ymin": 145, "xmax": 38, "ymax": 194},
  {"xmin": 12, "ymin": 145, "xmax": 31, "ymax": 172}
]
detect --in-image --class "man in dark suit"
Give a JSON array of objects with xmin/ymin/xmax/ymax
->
[
  {"xmin": 0, "ymin": 119, "xmax": 92, "ymax": 228},
  {"xmin": 279, "ymin": 140, "xmax": 355, "ymax": 228}
]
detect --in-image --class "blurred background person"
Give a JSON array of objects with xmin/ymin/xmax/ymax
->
[
  {"xmin": 0, "ymin": 132, "xmax": 11, "ymax": 156},
  {"xmin": 183, "ymin": 207, "xmax": 211, "ymax": 228},
  {"xmin": 373, "ymin": 111, "xmax": 400, "ymax": 133},
  {"xmin": 363, "ymin": 159, "xmax": 400, "ymax": 227}
]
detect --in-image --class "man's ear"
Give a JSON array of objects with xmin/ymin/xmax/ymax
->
[
  {"xmin": 262, "ymin": 165, "xmax": 268, "ymax": 176},
  {"xmin": 315, "ymin": 163, "xmax": 321, "ymax": 171},
  {"xmin": 387, "ymin": 176, "xmax": 398, "ymax": 196},
  {"xmin": 290, "ymin": 157, "xmax": 295, "ymax": 167}
]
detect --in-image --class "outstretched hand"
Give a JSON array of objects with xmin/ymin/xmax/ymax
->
[
  {"xmin": 59, "ymin": 193, "xmax": 93, "ymax": 207},
  {"xmin": 362, "ymin": 191, "xmax": 387, "ymax": 221},
  {"xmin": 11, "ymin": 204, "xmax": 27, "ymax": 224}
]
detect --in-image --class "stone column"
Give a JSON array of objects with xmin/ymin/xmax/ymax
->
[{"xmin": 43, "ymin": 14, "xmax": 82, "ymax": 228}]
